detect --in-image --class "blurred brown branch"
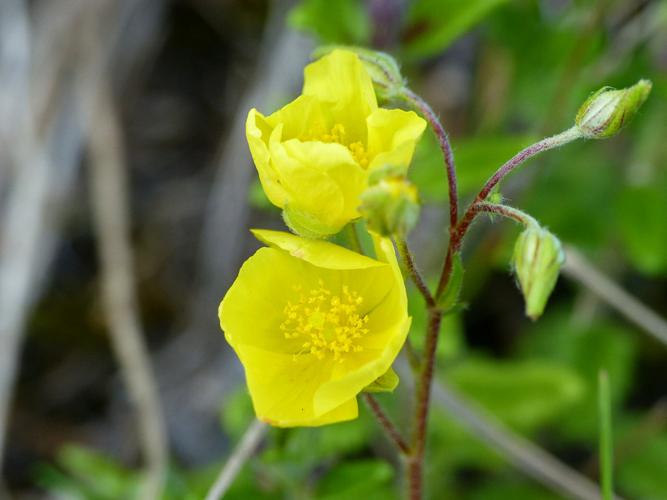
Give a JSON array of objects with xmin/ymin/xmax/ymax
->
[
  {"xmin": 204, "ymin": 419, "xmax": 266, "ymax": 500},
  {"xmin": 563, "ymin": 247, "xmax": 667, "ymax": 348},
  {"xmin": 81, "ymin": 2, "xmax": 168, "ymax": 498}
]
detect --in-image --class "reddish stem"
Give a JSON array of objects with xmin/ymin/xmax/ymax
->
[
  {"xmin": 363, "ymin": 394, "xmax": 410, "ymax": 455},
  {"xmin": 407, "ymin": 307, "xmax": 442, "ymax": 500},
  {"xmin": 399, "ymin": 88, "xmax": 458, "ymax": 229}
]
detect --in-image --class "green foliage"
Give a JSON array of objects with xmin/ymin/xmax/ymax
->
[
  {"xmin": 598, "ymin": 371, "xmax": 614, "ymax": 500},
  {"xmin": 447, "ymin": 357, "xmax": 585, "ymax": 432},
  {"xmin": 468, "ymin": 479, "xmax": 562, "ymax": 500},
  {"xmin": 411, "ymin": 133, "xmax": 537, "ymax": 201},
  {"xmin": 289, "ymin": 0, "xmax": 370, "ymax": 45},
  {"xmin": 316, "ymin": 459, "xmax": 396, "ymax": 500},
  {"xmin": 36, "ymin": 445, "xmax": 138, "ymax": 500},
  {"xmin": 404, "ymin": 0, "xmax": 510, "ymax": 60},
  {"xmin": 521, "ymin": 312, "xmax": 638, "ymax": 440},
  {"xmin": 616, "ymin": 184, "xmax": 667, "ymax": 275},
  {"xmin": 409, "ymin": 285, "xmax": 464, "ymax": 362},
  {"xmin": 617, "ymin": 433, "xmax": 667, "ymax": 499},
  {"xmin": 220, "ymin": 387, "xmax": 256, "ymax": 440}
]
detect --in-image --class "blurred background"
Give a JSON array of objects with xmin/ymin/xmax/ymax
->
[{"xmin": 0, "ymin": 0, "xmax": 666, "ymax": 498}]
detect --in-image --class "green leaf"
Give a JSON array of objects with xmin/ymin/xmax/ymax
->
[
  {"xmin": 409, "ymin": 284, "xmax": 464, "ymax": 362},
  {"xmin": 316, "ymin": 459, "xmax": 396, "ymax": 500},
  {"xmin": 615, "ymin": 184, "xmax": 667, "ymax": 275},
  {"xmin": 437, "ymin": 254, "xmax": 464, "ymax": 312},
  {"xmin": 403, "ymin": 0, "xmax": 510, "ymax": 60},
  {"xmin": 288, "ymin": 0, "xmax": 370, "ymax": 45},
  {"xmin": 447, "ymin": 357, "xmax": 585, "ymax": 432}
]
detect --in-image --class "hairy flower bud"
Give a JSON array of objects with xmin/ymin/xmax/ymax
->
[
  {"xmin": 359, "ymin": 174, "xmax": 419, "ymax": 237},
  {"xmin": 575, "ymin": 79, "xmax": 652, "ymax": 139},
  {"xmin": 513, "ymin": 226, "xmax": 564, "ymax": 320}
]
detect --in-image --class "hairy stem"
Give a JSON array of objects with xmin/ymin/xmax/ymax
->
[
  {"xmin": 475, "ymin": 202, "xmax": 539, "ymax": 228},
  {"xmin": 362, "ymin": 394, "xmax": 410, "ymax": 455},
  {"xmin": 407, "ymin": 307, "xmax": 443, "ymax": 500},
  {"xmin": 398, "ymin": 88, "xmax": 459, "ymax": 229},
  {"xmin": 436, "ymin": 127, "xmax": 581, "ymax": 298},
  {"xmin": 476, "ymin": 126, "xmax": 581, "ymax": 202}
]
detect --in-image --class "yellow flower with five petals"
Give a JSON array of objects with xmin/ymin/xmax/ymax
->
[
  {"xmin": 218, "ymin": 229, "xmax": 410, "ymax": 426},
  {"xmin": 246, "ymin": 49, "xmax": 426, "ymax": 238}
]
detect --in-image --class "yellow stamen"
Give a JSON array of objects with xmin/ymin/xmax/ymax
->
[
  {"xmin": 280, "ymin": 280, "xmax": 369, "ymax": 362},
  {"xmin": 301, "ymin": 123, "xmax": 370, "ymax": 169}
]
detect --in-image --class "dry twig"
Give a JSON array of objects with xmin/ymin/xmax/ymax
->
[
  {"xmin": 81, "ymin": 3, "xmax": 168, "ymax": 497},
  {"xmin": 205, "ymin": 419, "xmax": 267, "ymax": 500},
  {"xmin": 563, "ymin": 247, "xmax": 667, "ymax": 348}
]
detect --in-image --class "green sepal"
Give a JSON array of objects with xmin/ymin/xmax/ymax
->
[{"xmin": 363, "ymin": 368, "xmax": 399, "ymax": 393}]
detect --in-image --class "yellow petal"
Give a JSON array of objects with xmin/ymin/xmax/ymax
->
[
  {"xmin": 237, "ymin": 344, "xmax": 358, "ymax": 427},
  {"xmin": 219, "ymin": 247, "xmax": 322, "ymax": 353},
  {"xmin": 281, "ymin": 139, "xmax": 367, "ymax": 223},
  {"xmin": 267, "ymin": 126, "xmax": 347, "ymax": 232},
  {"xmin": 366, "ymin": 108, "xmax": 426, "ymax": 170},
  {"xmin": 246, "ymin": 109, "xmax": 287, "ymax": 207},
  {"xmin": 303, "ymin": 49, "xmax": 377, "ymax": 141},
  {"xmin": 252, "ymin": 229, "xmax": 386, "ymax": 270},
  {"xmin": 313, "ymin": 317, "xmax": 411, "ymax": 415},
  {"xmin": 264, "ymin": 94, "xmax": 329, "ymax": 141},
  {"xmin": 312, "ymin": 233, "xmax": 410, "ymax": 415}
]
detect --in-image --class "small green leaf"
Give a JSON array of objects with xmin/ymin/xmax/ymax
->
[{"xmin": 438, "ymin": 254, "xmax": 464, "ymax": 312}]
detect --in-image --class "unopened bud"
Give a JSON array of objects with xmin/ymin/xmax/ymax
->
[
  {"xmin": 359, "ymin": 175, "xmax": 419, "ymax": 237},
  {"xmin": 575, "ymin": 79, "xmax": 652, "ymax": 139},
  {"xmin": 513, "ymin": 226, "xmax": 564, "ymax": 320},
  {"xmin": 313, "ymin": 45, "xmax": 405, "ymax": 101}
]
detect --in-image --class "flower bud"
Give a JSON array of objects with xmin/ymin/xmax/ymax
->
[
  {"xmin": 513, "ymin": 226, "xmax": 564, "ymax": 320},
  {"xmin": 313, "ymin": 45, "xmax": 405, "ymax": 100},
  {"xmin": 575, "ymin": 79, "xmax": 652, "ymax": 139},
  {"xmin": 359, "ymin": 175, "xmax": 419, "ymax": 237}
]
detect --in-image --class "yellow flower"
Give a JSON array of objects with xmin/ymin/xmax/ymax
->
[
  {"xmin": 246, "ymin": 49, "xmax": 426, "ymax": 238},
  {"xmin": 219, "ymin": 229, "xmax": 410, "ymax": 427}
]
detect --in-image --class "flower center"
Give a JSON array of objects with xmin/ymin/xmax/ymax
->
[
  {"xmin": 303, "ymin": 123, "xmax": 369, "ymax": 168},
  {"xmin": 280, "ymin": 280, "xmax": 369, "ymax": 361}
]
